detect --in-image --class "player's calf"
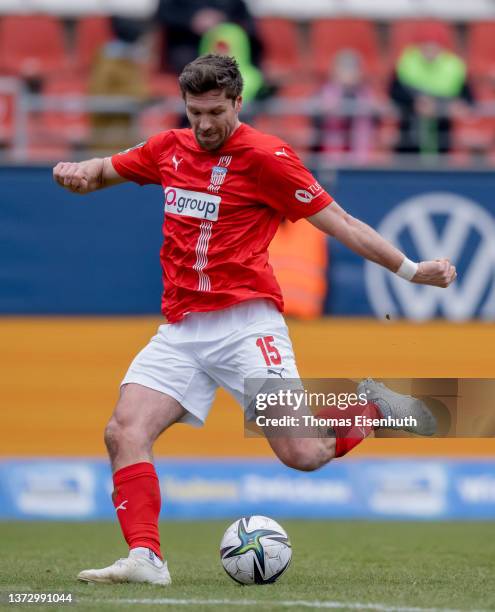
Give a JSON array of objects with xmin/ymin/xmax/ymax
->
[
  {"xmin": 270, "ymin": 437, "xmax": 336, "ymax": 472},
  {"xmin": 100, "ymin": 384, "xmax": 187, "ymax": 572},
  {"xmin": 256, "ymin": 389, "xmax": 337, "ymax": 471}
]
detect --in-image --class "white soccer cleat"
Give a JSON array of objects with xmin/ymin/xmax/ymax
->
[
  {"xmin": 358, "ymin": 378, "xmax": 437, "ymax": 436},
  {"xmin": 77, "ymin": 548, "xmax": 171, "ymax": 585}
]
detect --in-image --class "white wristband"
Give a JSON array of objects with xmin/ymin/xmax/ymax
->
[{"xmin": 396, "ymin": 257, "xmax": 419, "ymax": 281}]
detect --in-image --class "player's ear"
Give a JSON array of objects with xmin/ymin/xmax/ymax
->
[{"xmin": 234, "ymin": 96, "xmax": 242, "ymax": 113}]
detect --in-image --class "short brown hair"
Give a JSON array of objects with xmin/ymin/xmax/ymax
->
[{"xmin": 178, "ymin": 54, "xmax": 243, "ymax": 100}]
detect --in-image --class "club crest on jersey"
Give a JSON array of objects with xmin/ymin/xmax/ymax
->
[
  {"xmin": 208, "ymin": 155, "xmax": 232, "ymax": 193},
  {"xmin": 208, "ymin": 166, "xmax": 227, "ymax": 192}
]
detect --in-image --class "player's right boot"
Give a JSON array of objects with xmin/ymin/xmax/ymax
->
[
  {"xmin": 357, "ymin": 378, "xmax": 437, "ymax": 436},
  {"xmin": 77, "ymin": 548, "xmax": 171, "ymax": 585}
]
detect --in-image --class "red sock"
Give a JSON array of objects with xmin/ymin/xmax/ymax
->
[
  {"xmin": 112, "ymin": 461, "xmax": 162, "ymax": 559},
  {"xmin": 317, "ymin": 402, "xmax": 382, "ymax": 457}
]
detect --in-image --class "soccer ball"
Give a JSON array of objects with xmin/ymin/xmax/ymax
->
[{"xmin": 220, "ymin": 515, "xmax": 292, "ymax": 585}]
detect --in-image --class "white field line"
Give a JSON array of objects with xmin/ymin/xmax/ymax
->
[
  {"xmin": 90, "ymin": 598, "xmax": 486, "ymax": 612},
  {"xmin": 2, "ymin": 586, "xmax": 33, "ymax": 591}
]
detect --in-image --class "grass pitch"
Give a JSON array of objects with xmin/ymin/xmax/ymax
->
[{"xmin": 0, "ymin": 521, "xmax": 494, "ymax": 611}]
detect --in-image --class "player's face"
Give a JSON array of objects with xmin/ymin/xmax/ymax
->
[{"xmin": 185, "ymin": 90, "xmax": 242, "ymax": 151}]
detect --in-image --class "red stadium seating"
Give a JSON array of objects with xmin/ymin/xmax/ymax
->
[
  {"xmin": 389, "ymin": 20, "xmax": 457, "ymax": 60},
  {"xmin": 140, "ymin": 70, "xmax": 181, "ymax": 137},
  {"xmin": 252, "ymin": 114, "xmax": 315, "ymax": 156},
  {"xmin": 74, "ymin": 17, "xmax": 112, "ymax": 74},
  {"xmin": 0, "ymin": 88, "xmax": 16, "ymax": 144},
  {"xmin": 277, "ymin": 81, "xmax": 319, "ymax": 99},
  {"xmin": 309, "ymin": 19, "xmax": 382, "ymax": 80},
  {"xmin": 0, "ymin": 16, "xmax": 67, "ymax": 78},
  {"xmin": 41, "ymin": 76, "xmax": 89, "ymax": 142},
  {"xmin": 139, "ymin": 107, "xmax": 180, "ymax": 140},
  {"xmin": 453, "ymin": 115, "xmax": 495, "ymax": 152},
  {"xmin": 257, "ymin": 18, "xmax": 303, "ymax": 80},
  {"xmin": 149, "ymin": 73, "xmax": 180, "ymax": 98},
  {"xmin": 466, "ymin": 22, "xmax": 495, "ymax": 83},
  {"xmin": 26, "ymin": 76, "xmax": 89, "ymax": 160}
]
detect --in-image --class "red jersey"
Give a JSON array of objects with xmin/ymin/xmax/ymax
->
[{"xmin": 111, "ymin": 123, "xmax": 333, "ymax": 322}]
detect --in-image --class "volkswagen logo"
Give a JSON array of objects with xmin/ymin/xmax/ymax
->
[{"xmin": 365, "ymin": 193, "xmax": 495, "ymax": 320}]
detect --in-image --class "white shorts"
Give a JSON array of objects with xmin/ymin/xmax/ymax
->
[{"xmin": 121, "ymin": 299, "xmax": 300, "ymax": 426}]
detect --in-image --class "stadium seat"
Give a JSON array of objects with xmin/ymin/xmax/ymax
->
[
  {"xmin": 389, "ymin": 20, "xmax": 457, "ymax": 61},
  {"xmin": 0, "ymin": 16, "xmax": 67, "ymax": 78},
  {"xmin": 257, "ymin": 18, "xmax": 303, "ymax": 81},
  {"xmin": 452, "ymin": 114, "xmax": 495, "ymax": 153},
  {"xmin": 141, "ymin": 71, "xmax": 181, "ymax": 138},
  {"xmin": 252, "ymin": 114, "xmax": 315, "ymax": 156},
  {"xmin": 149, "ymin": 73, "xmax": 180, "ymax": 99},
  {"xmin": 0, "ymin": 89, "xmax": 16, "ymax": 145},
  {"xmin": 309, "ymin": 19, "xmax": 382, "ymax": 80},
  {"xmin": 139, "ymin": 106, "xmax": 180, "ymax": 140},
  {"xmin": 74, "ymin": 17, "xmax": 112, "ymax": 74},
  {"xmin": 30, "ymin": 76, "xmax": 90, "ymax": 156},
  {"xmin": 466, "ymin": 22, "xmax": 495, "ymax": 84},
  {"xmin": 277, "ymin": 80, "xmax": 319, "ymax": 99}
]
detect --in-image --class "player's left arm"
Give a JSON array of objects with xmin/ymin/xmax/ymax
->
[
  {"xmin": 53, "ymin": 157, "xmax": 126, "ymax": 194},
  {"xmin": 308, "ymin": 202, "xmax": 457, "ymax": 288}
]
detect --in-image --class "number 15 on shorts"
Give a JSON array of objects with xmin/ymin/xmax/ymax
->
[{"xmin": 256, "ymin": 336, "xmax": 282, "ymax": 366}]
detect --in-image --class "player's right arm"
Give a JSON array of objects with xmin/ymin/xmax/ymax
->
[
  {"xmin": 309, "ymin": 201, "xmax": 457, "ymax": 288},
  {"xmin": 257, "ymin": 143, "xmax": 456, "ymax": 289},
  {"xmin": 53, "ymin": 157, "xmax": 127, "ymax": 194}
]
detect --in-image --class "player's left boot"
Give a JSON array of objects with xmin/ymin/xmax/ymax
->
[
  {"xmin": 77, "ymin": 548, "xmax": 171, "ymax": 585},
  {"xmin": 357, "ymin": 378, "xmax": 437, "ymax": 436}
]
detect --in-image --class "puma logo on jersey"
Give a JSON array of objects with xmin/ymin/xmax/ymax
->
[
  {"xmin": 275, "ymin": 148, "xmax": 289, "ymax": 157},
  {"xmin": 172, "ymin": 155, "xmax": 183, "ymax": 171},
  {"xmin": 115, "ymin": 500, "xmax": 128, "ymax": 512},
  {"xmin": 267, "ymin": 367, "xmax": 285, "ymax": 378}
]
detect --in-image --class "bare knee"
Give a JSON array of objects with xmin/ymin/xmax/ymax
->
[
  {"xmin": 275, "ymin": 439, "xmax": 332, "ymax": 472},
  {"xmin": 104, "ymin": 418, "xmax": 121, "ymax": 459},
  {"xmin": 104, "ymin": 415, "xmax": 148, "ymax": 461}
]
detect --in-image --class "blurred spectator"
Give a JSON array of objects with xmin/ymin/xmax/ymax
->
[
  {"xmin": 269, "ymin": 219, "xmax": 327, "ymax": 319},
  {"xmin": 199, "ymin": 23, "xmax": 265, "ymax": 102},
  {"xmin": 155, "ymin": 0, "xmax": 262, "ymax": 74},
  {"xmin": 88, "ymin": 17, "xmax": 150, "ymax": 153},
  {"xmin": 390, "ymin": 27, "xmax": 474, "ymax": 155},
  {"xmin": 315, "ymin": 50, "xmax": 379, "ymax": 163}
]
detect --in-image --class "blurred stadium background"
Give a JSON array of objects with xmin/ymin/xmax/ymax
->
[{"xmin": 1, "ymin": 0, "xmax": 495, "ymax": 526}]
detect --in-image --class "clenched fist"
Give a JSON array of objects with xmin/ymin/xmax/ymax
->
[
  {"xmin": 413, "ymin": 259, "xmax": 457, "ymax": 288},
  {"xmin": 53, "ymin": 159, "xmax": 106, "ymax": 194}
]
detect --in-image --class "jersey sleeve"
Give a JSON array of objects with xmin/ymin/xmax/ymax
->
[
  {"xmin": 111, "ymin": 132, "xmax": 171, "ymax": 186},
  {"xmin": 257, "ymin": 145, "xmax": 333, "ymax": 222}
]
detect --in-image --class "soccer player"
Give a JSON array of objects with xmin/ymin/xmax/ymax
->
[{"xmin": 53, "ymin": 55, "xmax": 456, "ymax": 586}]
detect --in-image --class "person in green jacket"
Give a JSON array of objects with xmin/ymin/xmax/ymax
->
[
  {"xmin": 390, "ymin": 28, "xmax": 473, "ymax": 156},
  {"xmin": 199, "ymin": 22, "xmax": 265, "ymax": 102}
]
